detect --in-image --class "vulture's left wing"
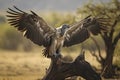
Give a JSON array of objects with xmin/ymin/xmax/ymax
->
[
  {"xmin": 7, "ymin": 6, "xmax": 55, "ymax": 47},
  {"xmin": 64, "ymin": 16, "xmax": 109, "ymax": 47}
]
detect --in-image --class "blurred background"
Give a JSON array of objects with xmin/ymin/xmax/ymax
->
[{"xmin": 0, "ymin": 0, "xmax": 120, "ymax": 80}]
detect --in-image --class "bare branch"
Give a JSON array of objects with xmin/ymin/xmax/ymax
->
[
  {"xmin": 113, "ymin": 31, "xmax": 120, "ymax": 48},
  {"xmin": 88, "ymin": 45, "xmax": 101, "ymax": 63},
  {"xmin": 90, "ymin": 37, "xmax": 104, "ymax": 61},
  {"xmin": 91, "ymin": 50, "xmax": 101, "ymax": 63},
  {"xmin": 109, "ymin": 20, "xmax": 118, "ymax": 39},
  {"xmin": 100, "ymin": 32, "xmax": 109, "ymax": 48}
]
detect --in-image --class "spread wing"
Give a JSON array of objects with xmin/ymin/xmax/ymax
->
[
  {"xmin": 7, "ymin": 6, "xmax": 55, "ymax": 47},
  {"xmin": 64, "ymin": 16, "xmax": 109, "ymax": 47}
]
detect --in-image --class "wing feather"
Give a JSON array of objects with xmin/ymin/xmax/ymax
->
[
  {"xmin": 64, "ymin": 16, "xmax": 109, "ymax": 47},
  {"xmin": 7, "ymin": 6, "xmax": 55, "ymax": 47}
]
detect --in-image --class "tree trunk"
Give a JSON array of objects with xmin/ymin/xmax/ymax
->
[{"xmin": 102, "ymin": 46, "xmax": 114, "ymax": 78}]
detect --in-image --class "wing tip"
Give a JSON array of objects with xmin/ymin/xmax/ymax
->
[
  {"xmin": 30, "ymin": 10, "xmax": 38, "ymax": 16},
  {"xmin": 7, "ymin": 6, "xmax": 26, "ymax": 15}
]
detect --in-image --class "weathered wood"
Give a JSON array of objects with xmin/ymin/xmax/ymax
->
[{"xmin": 42, "ymin": 49, "xmax": 101, "ymax": 80}]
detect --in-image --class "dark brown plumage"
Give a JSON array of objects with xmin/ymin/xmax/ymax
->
[
  {"xmin": 64, "ymin": 16, "xmax": 108, "ymax": 47},
  {"xmin": 7, "ymin": 6, "xmax": 109, "ymax": 57}
]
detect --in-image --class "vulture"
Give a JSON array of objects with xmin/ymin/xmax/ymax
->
[{"xmin": 7, "ymin": 6, "xmax": 108, "ymax": 58}]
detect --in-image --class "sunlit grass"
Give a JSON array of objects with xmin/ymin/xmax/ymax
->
[
  {"xmin": 0, "ymin": 50, "xmax": 119, "ymax": 80},
  {"xmin": 0, "ymin": 50, "xmax": 50, "ymax": 79},
  {"xmin": 0, "ymin": 23, "xmax": 9, "ymax": 36}
]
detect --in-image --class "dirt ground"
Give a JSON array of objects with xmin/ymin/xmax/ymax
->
[{"xmin": 0, "ymin": 50, "xmax": 119, "ymax": 80}]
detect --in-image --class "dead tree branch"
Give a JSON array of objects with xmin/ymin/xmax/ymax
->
[{"xmin": 42, "ymin": 50, "xmax": 101, "ymax": 80}]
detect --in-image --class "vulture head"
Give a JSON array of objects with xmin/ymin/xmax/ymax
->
[{"xmin": 60, "ymin": 24, "xmax": 70, "ymax": 36}]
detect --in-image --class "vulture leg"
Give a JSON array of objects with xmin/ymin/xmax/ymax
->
[
  {"xmin": 53, "ymin": 53, "xmax": 61, "ymax": 58},
  {"xmin": 54, "ymin": 41, "xmax": 63, "ymax": 58},
  {"xmin": 49, "ymin": 39, "xmax": 58, "ymax": 57},
  {"xmin": 55, "ymin": 48, "xmax": 62, "ymax": 58}
]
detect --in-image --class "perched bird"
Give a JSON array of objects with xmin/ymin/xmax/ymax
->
[{"xmin": 6, "ymin": 6, "xmax": 108, "ymax": 58}]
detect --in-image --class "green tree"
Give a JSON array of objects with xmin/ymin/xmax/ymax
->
[
  {"xmin": 77, "ymin": 0, "xmax": 120, "ymax": 78},
  {"xmin": 0, "ymin": 28, "xmax": 22, "ymax": 50}
]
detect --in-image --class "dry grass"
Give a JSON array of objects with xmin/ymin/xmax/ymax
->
[
  {"xmin": 0, "ymin": 50, "xmax": 119, "ymax": 80},
  {"xmin": 0, "ymin": 50, "xmax": 50, "ymax": 80}
]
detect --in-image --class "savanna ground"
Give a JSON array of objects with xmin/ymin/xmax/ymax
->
[
  {"xmin": 0, "ymin": 50, "xmax": 49, "ymax": 80},
  {"xmin": 0, "ymin": 50, "xmax": 119, "ymax": 80}
]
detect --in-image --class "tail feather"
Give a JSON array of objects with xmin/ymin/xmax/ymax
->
[{"xmin": 42, "ymin": 47, "xmax": 50, "ymax": 58}]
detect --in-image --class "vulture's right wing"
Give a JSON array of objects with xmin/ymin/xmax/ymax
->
[{"xmin": 7, "ymin": 6, "xmax": 55, "ymax": 47}]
